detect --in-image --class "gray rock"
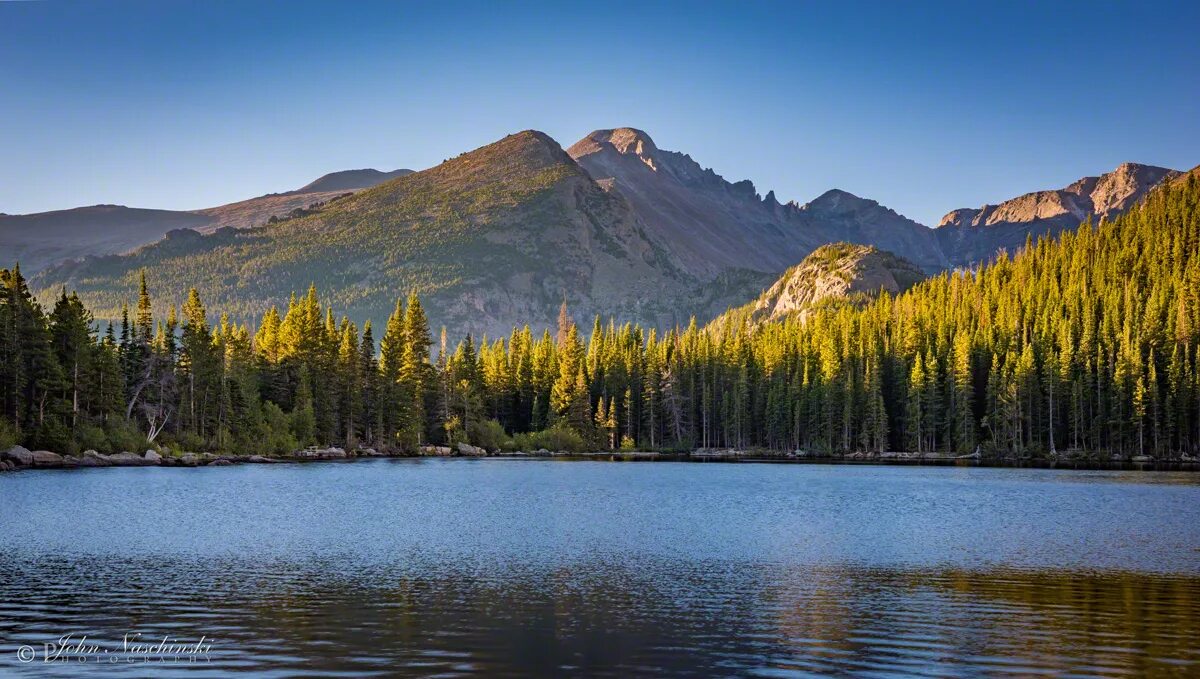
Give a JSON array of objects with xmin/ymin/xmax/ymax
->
[
  {"xmin": 4, "ymin": 445, "xmax": 34, "ymax": 466},
  {"xmin": 1132, "ymin": 455, "xmax": 1154, "ymax": 463},
  {"xmin": 179, "ymin": 452, "xmax": 201, "ymax": 466},
  {"xmin": 456, "ymin": 442, "xmax": 486, "ymax": 457},
  {"xmin": 30, "ymin": 450, "xmax": 65, "ymax": 467},
  {"xmin": 107, "ymin": 451, "xmax": 153, "ymax": 466},
  {"xmin": 419, "ymin": 445, "xmax": 453, "ymax": 457},
  {"xmin": 207, "ymin": 459, "xmax": 232, "ymax": 466},
  {"xmin": 144, "ymin": 450, "xmax": 163, "ymax": 463},
  {"xmin": 82, "ymin": 450, "xmax": 111, "ymax": 466},
  {"xmin": 247, "ymin": 455, "xmax": 278, "ymax": 463}
]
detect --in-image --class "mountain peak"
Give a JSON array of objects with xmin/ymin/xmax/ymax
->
[
  {"xmin": 293, "ymin": 168, "xmax": 414, "ymax": 195},
  {"xmin": 568, "ymin": 128, "xmax": 658, "ymax": 160},
  {"xmin": 804, "ymin": 189, "xmax": 873, "ymax": 213}
]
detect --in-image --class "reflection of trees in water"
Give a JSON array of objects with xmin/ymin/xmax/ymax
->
[
  {"xmin": 3, "ymin": 556, "xmax": 1198, "ymax": 675},
  {"xmin": 766, "ymin": 566, "xmax": 1200, "ymax": 676}
]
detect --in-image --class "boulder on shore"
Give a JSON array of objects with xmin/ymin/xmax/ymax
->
[
  {"xmin": 207, "ymin": 459, "xmax": 233, "ymax": 466},
  {"xmin": 82, "ymin": 450, "xmax": 111, "ymax": 466},
  {"xmin": 247, "ymin": 455, "xmax": 278, "ymax": 463},
  {"xmin": 4, "ymin": 445, "xmax": 34, "ymax": 466},
  {"xmin": 144, "ymin": 450, "xmax": 163, "ymax": 463},
  {"xmin": 107, "ymin": 451, "xmax": 157, "ymax": 466},
  {"xmin": 456, "ymin": 442, "xmax": 486, "ymax": 457},
  {"xmin": 419, "ymin": 445, "xmax": 453, "ymax": 457},
  {"xmin": 30, "ymin": 450, "xmax": 65, "ymax": 467},
  {"xmin": 293, "ymin": 446, "xmax": 347, "ymax": 459}
]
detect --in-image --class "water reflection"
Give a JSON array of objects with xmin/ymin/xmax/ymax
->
[
  {"xmin": 1, "ymin": 555, "xmax": 1197, "ymax": 677},
  {"xmin": 2, "ymin": 460, "xmax": 1198, "ymax": 675}
]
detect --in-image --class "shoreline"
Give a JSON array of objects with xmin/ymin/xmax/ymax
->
[{"xmin": 2, "ymin": 444, "xmax": 1197, "ymax": 474}]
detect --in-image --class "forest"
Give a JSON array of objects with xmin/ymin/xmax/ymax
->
[{"xmin": 2, "ymin": 174, "xmax": 1198, "ymax": 460}]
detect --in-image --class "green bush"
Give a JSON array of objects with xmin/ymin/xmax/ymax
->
[
  {"xmin": 74, "ymin": 422, "xmax": 108, "ymax": 453},
  {"xmin": 0, "ymin": 417, "xmax": 18, "ymax": 450},
  {"xmin": 467, "ymin": 418, "xmax": 510, "ymax": 451},
  {"xmin": 171, "ymin": 431, "xmax": 206, "ymax": 453},
  {"xmin": 259, "ymin": 402, "xmax": 299, "ymax": 455},
  {"xmin": 290, "ymin": 403, "xmax": 316, "ymax": 446},
  {"xmin": 516, "ymin": 423, "xmax": 587, "ymax": 453},
  {"xmin": 104, "ymin": 419, "xmax": 149, "ymax": 454},
  {"xmin": 29, "ymin": 420, "xmax": 72, "ymax": 454}
]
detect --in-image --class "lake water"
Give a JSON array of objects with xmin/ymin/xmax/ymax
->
[{"xmin": 1, "ymin": 459, "xmax": 1198, "ymax": 677}]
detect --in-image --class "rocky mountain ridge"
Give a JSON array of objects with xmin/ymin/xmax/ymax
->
[
  {"xmin": 708, "ymin": 242, "xmax": 926, "ymax": 331},
  {"xmin": 935, "ymin": 162, "xmax": 1179, "ymax": 266}
]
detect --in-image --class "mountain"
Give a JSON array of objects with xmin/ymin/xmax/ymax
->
[
  {"xmin": 23, "ymin": 125, "xmax": 1191, "ymax": 340},
  {"xmin": 2, "ymin": 168, "xmax": 413, "ymax": 272},
  {"xmin": 568, "ymin": 128, "xmax": 949, "ymax": 278},
  {"xmin": 935, "ymin": 162, "xmax": 1179, "ymax": 266},
  {"xmin": 290, "ymin": 168, "xmax": 414, "ymax": 194},
  {"xmin": 0, "ymin": 205, "xmax": 214, "ymax": 274},
  {"xmin": 34, "ymin": 131, "xmax": 694, "ymax": 338},
  {"xmin": 708, "ymin": 243, "xmax": 926, "ymax": 331}
]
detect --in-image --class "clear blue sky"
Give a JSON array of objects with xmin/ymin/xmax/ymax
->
[{"xmin": 3, "ymin": 0, "xmax": 1198, "ymax": 225}]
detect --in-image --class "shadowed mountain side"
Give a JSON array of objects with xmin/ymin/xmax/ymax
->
[
  {"xmin": 2, "ymin": 169, "xmax": 415, "ymax": 272},
  {"xmin": 0, "ymin": 205, "xmax": 215, "ymax": 273},
  {"xmin": 568, "ymin": 128, "xmax": 949, "ymax": 276}
]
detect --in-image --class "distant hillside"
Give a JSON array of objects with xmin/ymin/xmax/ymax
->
[
  {"xmin": 290, "ymin": 168, "xmax": 414, "ymax": 194},
  {"xmin": 935, "ymin": 162, "xmax": 1179, "ymax": 266},
  {"xmin": 34, "ymin": 132, "xmax": 695, "ymax": 338},
  {"xmin": 0, "ymin": 205, "xmax": 213, "ymax": 273},
  {"xmin": 3, "ymin": 168, "xmax": 413, "ymax": 272},
  {"xmin": 708, "ymin": 243, "xmax": 926, "ymax": 331}
]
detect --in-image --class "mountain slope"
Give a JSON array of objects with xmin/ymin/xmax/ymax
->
[
  {"xmin": 290, "ymin": 168, "xmax": 413, "ymax": 194},
  {"xmin": 935, "ymin": 162, "xmax": 1179, "ymax": 266},
  {"xmin": 34, "ymin": 132, "xmax": 694, "ymax": 338},
  {"xmin": 3, "ymin": 168, "xmax": 414, "ymax": 272},
  {"xmin": 0, "ymin": 205, "xmax": 214, "ymax": 273},
  {"xmin": 708, "ymin": 242, "xmax": 926, "ymax": 331},
  {"xmin": 568, "ymin": 128, "xmax": 949, "ymax": 277}
]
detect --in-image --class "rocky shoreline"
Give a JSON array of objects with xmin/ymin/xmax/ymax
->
[{"xmin": 1, "ymin": 443, "xmax": 1196, "ymax": 473}]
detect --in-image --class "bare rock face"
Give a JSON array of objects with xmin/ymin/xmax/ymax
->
[
  {"xmin": 568, "ymin": 128, "xmax": 948, "ymax": 285},
  {"xmin": 4, "ymin": 446, "xmax": 34, "ymax": 466},
  {"xmin": 709, "ymin": 243, "xmax": 925, "ymax": 329},
  {"xmin": 30, "ymin": 450, "xmax": 64, "ymax": 467},
  {"xmin": 936, "ymin": 162, "xmax": 1179, "ymax": 266}
]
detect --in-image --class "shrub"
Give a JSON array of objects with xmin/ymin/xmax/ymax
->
[
  {"xmin": 468, "ymin": 418, "xmax": 510, "ymax": 451},
  {"xmin": 522, "ymin": 423, "xmax": 587, "ymax": 453},
  {"xmin": 171, "ymin": 431, "xmax": 206, "ymax": 453},
  {"xmin": 74, "ymin": 422, "xmax": 108, "ymax": 453},
  {"xmin": 104, "ymin": 419, "xmax": 149, "ymax": 454},
  {"xmin": 29, "ymin": 420, "xmax": 72, "ymax": 454},
  {"xmin": 0, "ymin": 417, "xmax": 18, "ymax": 450},
  {"xmin": 259, "ymin": 402, "xmax": 299, "ymax": 455},
  {"xmin": 290, "ymin": 402, "xmax": 316, "ymax": 446}
]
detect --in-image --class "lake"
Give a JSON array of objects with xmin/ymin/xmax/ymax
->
[{"xmin": 1, "ymin": 459, "xmax": 1198, "ymax": 676}]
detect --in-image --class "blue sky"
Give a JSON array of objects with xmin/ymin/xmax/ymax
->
[{"xmin": 2, "ymin": 0, "xmax": 1198, "ymax": 225}]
